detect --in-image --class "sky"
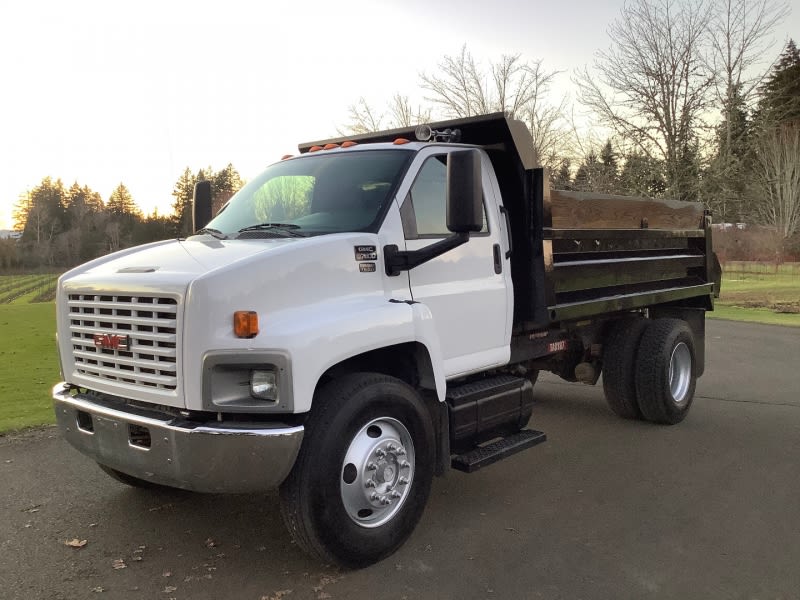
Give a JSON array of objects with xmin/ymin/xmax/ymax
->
[{"xmin": 0, "ymin": 0, "xmax": 797, "ymax": 230}]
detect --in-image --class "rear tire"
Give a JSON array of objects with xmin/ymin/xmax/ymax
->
[
  {"xmin": 279, "ymin": 373, "xmax": 434, "ymax": 568},
  {"xmin": 602, "ymin": 318, "xmax": 649, "ymax": 419},
  {"xmin": 634, "ymin": 318, "xmax": 697, "ymax": 425}
]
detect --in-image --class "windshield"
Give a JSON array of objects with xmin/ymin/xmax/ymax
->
[{"xmin": 202, "ymin": 149, "xmax": 413, "ymax": 238}]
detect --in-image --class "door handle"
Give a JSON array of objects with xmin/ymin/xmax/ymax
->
[{"xmin": 493, "ymin": 243, "xmax": 502, "ymax": 274}]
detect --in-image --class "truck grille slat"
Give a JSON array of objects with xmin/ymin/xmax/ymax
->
[
  {"xmin": 68, "ymin": 293, "xmax": 180, "ymax": 391},
  {"xmin": 69, "ymin": 337, "xmax": 176, "ymax": 357},
  {"xmin": 72, "ymin": 349, "xmax": 177, "ymax": 370},
  {"xmin": 69, "ymin": 326, "xmax": 176, "ymax": 344}
]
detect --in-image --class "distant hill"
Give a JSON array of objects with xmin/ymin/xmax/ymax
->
[{"xmin": 0, "ymin": 230, "xmax": 22, "ymax": 240}]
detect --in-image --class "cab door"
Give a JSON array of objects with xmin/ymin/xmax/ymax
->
[{"xmin": 399, "ymin": 148, "xmax": 511, "ymax": 377}]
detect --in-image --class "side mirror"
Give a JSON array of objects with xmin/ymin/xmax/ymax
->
[
  {"xmin": 447, "ymin": 149, "xmax": 483, "ymax": 233},
  {"xmin": 193, "ymin": 180, "xmax": 213, "ymax": 231}
]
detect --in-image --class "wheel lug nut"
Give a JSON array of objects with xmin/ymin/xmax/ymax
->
[
  {"xmin": 367, "ymin": 462, "xmax": 377, "ymax": 471},
  {"xmin": 398, "ymin": 477, "xmax": 409, "ymax": 485},
  {"xmin": 391, "ymin": 490, "xmax": 402, "ymax": 498},
  {"xmin": 380, "ymin": 496, "xmax": 391, "ymax": 505},
  {"xmin": 375, "ymin": 448, "xmax": 386, "ymax": 458},
  {"xmin": 400, "ymin": 460, "xmax": 411, "ymax": 469},
  {"xmin": 387, "ymin": 443, "xmax": 396, "ymax": 452},
  {"xmin": 370, "ymin": 492, "xmax": 380, "ymax": 501},
  {"xmin": 365, "ymin": 479, "xmax": 376, "ymax": 488},
  {"xmin": 397, "ymin": 447, "xmax": 406, "ymax": 456}
]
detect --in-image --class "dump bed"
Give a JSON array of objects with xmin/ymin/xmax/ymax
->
[{"xmin": 538, "ymin": 183, "xmax": 716, "ymax": 324}]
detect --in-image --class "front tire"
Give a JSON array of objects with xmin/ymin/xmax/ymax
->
[
  {"xmin": 279, "ymin": 373, "xmax": 435, "ymax": 568},
  {"xmin": 634, "ymin": 319, "xmax": 697, "ymax": 425}
]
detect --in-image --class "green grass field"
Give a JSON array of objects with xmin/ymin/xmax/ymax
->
[
  {"xmin": 0, "ymin": 303, "xmax": 60, "ymax": 431},
  {"xmin": 0, "ymin": 273, "xmax": 59, "ymax": 304},
  {"xmin": 710, "ymin": 262, "xmax": 800, "ymax": 327}
]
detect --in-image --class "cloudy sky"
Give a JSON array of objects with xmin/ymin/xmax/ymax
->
[{"xmin": 0, "ymin": 0, "xmax": 796, "ymax": 229}]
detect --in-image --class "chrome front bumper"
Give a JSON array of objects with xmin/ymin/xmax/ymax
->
[{"xmin": 53, "ymin": 384, "xmax": 304, "ymax": 493}]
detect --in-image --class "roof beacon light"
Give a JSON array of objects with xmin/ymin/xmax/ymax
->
[{"xmin": 414, "ymin": 124, "xmax": 462, "ymax": 143}]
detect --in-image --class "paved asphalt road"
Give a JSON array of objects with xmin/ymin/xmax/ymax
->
[{"xmin": 1, "ymin": 319, "xmax": 799, "ymax": 600}]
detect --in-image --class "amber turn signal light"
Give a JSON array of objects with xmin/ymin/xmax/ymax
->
[{"xmin": 234, "ymin": 311, "xmax": 259, "ymax": 338}]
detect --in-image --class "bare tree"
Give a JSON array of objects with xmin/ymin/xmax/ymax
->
[
  {"xmin": 708, "ymin": 0, "xmax": 789, "ymax": 109},
  {"xmin": 522, "ymin": 93, "xmax": 572, "ymax": 169},
  {"xmin": 420, "ymin": 47, "xmax": 554, "ymax": 118},
  {"xmin": 387, "ymin": 94, "xmax": 432, "ymax": 128},
  {"xmin": 340, "ymin": 94, "xmax": 431, "ymax": 135},
  {"xmin": 340, "ymin": 46, "xmax": 570, "ymax": 169},
  {"xmin": 575, "ymin": 0, "xmax": 715, "ymax": 200},
  {"xmin": 705, "ymin": 0, "xmax": 788, "ymax": 219},
  {"xmin": 751, "ymin": 122, "xmax": 800, "ymax": 254},
  {"xmin": 420, "ymin": 46, "xmax": 568, "ymax": 168},
  {"xmin": 342, "ymin": 97, "xmax": 386, "ymax": 135}
]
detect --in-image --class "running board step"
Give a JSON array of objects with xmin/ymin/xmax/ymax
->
[{"xmin": 451, "ymin": 429, "xmax": 547, "ymax": 473}]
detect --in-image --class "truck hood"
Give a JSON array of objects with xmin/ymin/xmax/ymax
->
[{"xmin": 61, "ymin": 237, "xmax": 300, "ymax": 295}]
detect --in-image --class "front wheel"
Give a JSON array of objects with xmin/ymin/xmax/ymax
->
[{"xmin": 279, "ymin": 373, "xmax": 434, "ymax": 568}]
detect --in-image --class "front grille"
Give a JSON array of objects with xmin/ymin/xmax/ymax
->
[{"xmin": 67, "ymin": 293, "xmax": 179, "ymax": 391}]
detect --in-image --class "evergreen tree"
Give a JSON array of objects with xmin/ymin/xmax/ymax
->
[
  {"xmin": 105, "ymin": 183, "xmax": 141, "ymax": 253},
  {"xmin": 171, "ymin": 167, "xmax": 197, "ymax": 237},
  {"xmin": 171, "ymin": 164, "xmax": 244, "ymax": 236},
  {"xmin": 758, "ymin": 39, "xmax": 800, "ymax": 124},
  {"xmin": 705, "ymin": 84, "xmax": 751, "ymax": 222},
  {"xmin": 552, "ymin": 159, "xmax": 572, "ymax": 190},
  {"xmin": 573, "ymin": 151, "xmax": 600, "ymax": 192},
  {"xmin": 212, "ymin": 163, "xmax": 244, "ymax": 213},
  {"xmin": 619, "ymin": 153, "xmax": 667, "ymax": 198},
  {"xmin": 64, "ymin": 182, "xmax": 107, "ymax": 263},
  {"xmin": 107, "ymin": 183, "xmax": 140, "ymax": 217},
  {"xmin": 598, "ymin": 140, "xmax": 620, "ymax": 193},
  {"xmin": 14, "ymin": 177, "xmax": 68, "ymax": 266}
]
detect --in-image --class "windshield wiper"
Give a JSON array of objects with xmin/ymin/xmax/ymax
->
[
  {"xmin": 194, "ymin": 227, "xmax": 228, "ymax": 240},
  {"xmin": 237, "ymin": 223, "xmax": 305, "ymax": 237}
]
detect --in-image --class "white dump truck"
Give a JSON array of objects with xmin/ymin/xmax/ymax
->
[{"xmin": 52, "ymin": 113, "xmax": 720, "ymax": 567}]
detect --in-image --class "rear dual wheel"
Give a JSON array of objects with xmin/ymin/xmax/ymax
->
[
  {"xmin": 634, "ymin": 318, "xmax": 696, "ymax": 425},
  {"xmin": 603, "ymin": 317, "xmax": 697, "ymax": 425}
]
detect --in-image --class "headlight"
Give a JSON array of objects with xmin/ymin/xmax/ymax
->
[{"xmin": 250, "ymin": 369, "xmax": 279, "ymax": 402}]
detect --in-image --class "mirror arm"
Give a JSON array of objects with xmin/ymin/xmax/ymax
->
[{"xmin": 383, "ymin": 232, "xmax": 470, "ymax": 276}]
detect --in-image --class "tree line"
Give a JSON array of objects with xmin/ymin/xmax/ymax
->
[{"xmin": 1, "ymin": 165, "xmax": 243, "ymax": 271}]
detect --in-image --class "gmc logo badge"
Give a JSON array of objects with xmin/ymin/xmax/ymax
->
[{"xmin": 93, "ymin": 333, "xmax": 130, "ymax": 351}]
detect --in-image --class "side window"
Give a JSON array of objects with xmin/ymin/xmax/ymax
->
[{"xmin": 401, "ymin": 154, "xmax": 488, "ymax": 239}]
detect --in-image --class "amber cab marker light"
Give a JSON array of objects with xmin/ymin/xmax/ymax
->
[
  {"xmin": 308, "ymin": 145, "xmax": 323, "ymax": 152},
  {"xmin": 341, "ymin": 141, "xmax": 358, "ymax": 148},
  {"xmin": 323, "ymin": 143, "xmax": 339, "ymax": 150},
  {"xmin": 234, "ymin": 311, "xmax": 259, "ymax": 338},
  {"xmin": 393, "ymin": 138, "xmax": 410, "ymax": 145},
  {"xmin": 281, "ymin": 154, "xmax": 294, "ymax": 160}
]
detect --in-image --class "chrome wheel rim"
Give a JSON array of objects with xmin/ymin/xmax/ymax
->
[
  {"xmin": 669, "ymin": 342, "xmax": 692, "ymax": 406},
  {"xmin": 340, "ymin": 417, "xmax": 415, "ymax": 528}
]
